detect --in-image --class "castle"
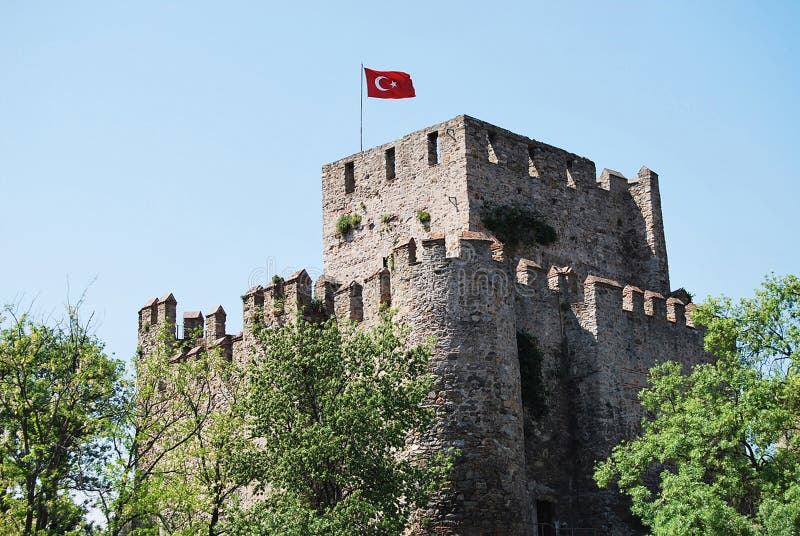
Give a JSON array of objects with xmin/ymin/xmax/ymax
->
[{"xmin": 138, "ymin": 115, "xmax": 706, "ymax": 535}]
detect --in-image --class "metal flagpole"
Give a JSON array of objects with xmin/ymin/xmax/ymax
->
[{"xmin": 360, "ymin": 62, "xmax": 364, "ymax": 152}]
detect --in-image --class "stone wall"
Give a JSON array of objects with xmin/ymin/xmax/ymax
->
[
  {"xmin": 322, "ymin": 115, "xmax": 671, "ymax": 296},
  {"xmin": 322, "ymin": 116, "xmax": 471, "ymax": 284},
  {"xmin": 461, "ymin": 115, "xmax": 670, "ymax": 295},
  {"xmin": 519, "ymin": 272, "xmax": 705, "ymax": 534},
  {"xmin": 389, "ymin": 233, "xmax": 532, "ymax": 535}
]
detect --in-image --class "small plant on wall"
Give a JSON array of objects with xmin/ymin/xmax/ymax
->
[
  {"xmin": 417, "ymin": 210, "xmax": 431, "ymax": 232},
  {"xmin": 336, "ymin": 213, "xmax": 362, "ymax": 236},
  {"xmin": 380, "ymin": 213, "xmax": 398, "ymax": 233}
]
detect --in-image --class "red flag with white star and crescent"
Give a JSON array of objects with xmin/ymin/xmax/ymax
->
[{"xmin": 364, "ymin": 68, "xmax": 416, "ymax": 99}]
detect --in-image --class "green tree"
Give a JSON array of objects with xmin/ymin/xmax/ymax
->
[
  {"xmin": 230, "ymin": 314, "xmax": 453, "ymax": 536},
  {"xmin": 0, "ymin": 305, "xmax": 127, "ymax": 536},
  {"xmin": 595, "ymin": 274, "xmax": 800, "ymax": 535},
  {"xmin": 100, "ymin": 327, "xmax": 247, "ymax": 536}
]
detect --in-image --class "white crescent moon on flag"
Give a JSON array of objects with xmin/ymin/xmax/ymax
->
[{"xmin": 374, "ymin": 76, "xmax": 391, "ymax": 91}]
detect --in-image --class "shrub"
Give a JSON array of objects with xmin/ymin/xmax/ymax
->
[
  {"xmin": 417, "ymin": 210, "xmax": 431, "ymax": 231},
  {"xmin": 336, "ymin": 213, "xmax": 362, "ymax": 236}
]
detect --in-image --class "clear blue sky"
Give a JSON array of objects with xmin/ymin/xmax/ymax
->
[{"xmin": 1, "ymin": 1, "xmax": 797, "ymax": 365}]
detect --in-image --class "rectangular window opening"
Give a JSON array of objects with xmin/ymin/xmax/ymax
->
[
  {"xmin": 427, "ymin": 132, "xmax": 439, "ymax": 165},
  {"xmin": 385, "ymin": 147, "xmax": 396, "ymax": 180},
  {"xmin": 536, "ymin": 500, "xmax": 555, "ymax": 536},
  {"xmin": 487, "ymin": 131, "xmax": 499, "ymax": 164},
  {"xmin": 528, "ymin": 146, "xmax": 539, "ymax": 177},
  {"xmin": 566, "ymin": 158, "xmax": 576, "ymax": 188},
  {"xmin": 344, "ymin": 162, "xmax": 355, "ymax": 193}
]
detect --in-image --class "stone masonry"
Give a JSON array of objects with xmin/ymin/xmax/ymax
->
[{"xmin": 138, "ymin": 115, "xmax": 706, "ymax": 535}]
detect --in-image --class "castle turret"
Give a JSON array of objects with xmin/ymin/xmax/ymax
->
[{"xmin": 318, "ymin": 116, "xmax": 706, "ymax": 534}]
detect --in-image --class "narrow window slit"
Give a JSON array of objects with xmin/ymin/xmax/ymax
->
[
  {"xmin": 566, "ymin": 159, "xmax": 576, "ymax": 188},
  {"xmin": 487, "ymin": 131, "xmax": 499, "ymax": 164},
  {"xmin": 528, "ymin": 146, "xmax": 539, "ymax": 177},
  {"xmin": 427, "ymin": 132, "xmax": 439, "ymax": 165},
  {"xmin": 385, "ymin": 147, "xmax": 396, "ymax": 180},
  {"xmin": 344, "ymin": 161, "xmax": 355, "ymax": 193}
]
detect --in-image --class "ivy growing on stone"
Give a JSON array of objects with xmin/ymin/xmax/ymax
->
[
  {"xmin": 481, "ymin": 202, "xmax": 556, "ymax": 248},
  {"xmin": 176, "ymin": 324, "xmax": 204, "ymax": 352},
  {"xmin": 303, "ymin": 298, "xmax": 327, "ymax": 318}
]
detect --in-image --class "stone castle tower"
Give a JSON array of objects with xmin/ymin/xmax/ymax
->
[{"xmin": 138, "ymin": 115, "xmax": 706, "ymax": 535}]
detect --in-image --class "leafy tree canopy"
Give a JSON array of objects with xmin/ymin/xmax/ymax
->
[
  {"xmin": 229, "ymin": 313, "xmax": 453, "ymax": 536},
  {"xmin": 595, "ymin": 274, "xmax": 800, "ymax": 535},
  {"xmin": 0, "ymin": 305, "xmax": 126, "ymax": 536},
  {"xmin": 101, "ymin": 326, "xmax": 247, "ymax": 536}
]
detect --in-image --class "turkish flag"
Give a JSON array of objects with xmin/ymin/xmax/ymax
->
[{"xmin": 364, "ymin": 68, "xmax": 416, "ymax": 99}]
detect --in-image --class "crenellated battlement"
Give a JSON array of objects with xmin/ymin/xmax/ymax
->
[
  {"xmin": 322, "ymin": 115, "xmax": 670, "ymax": 296},
  {"xmin": 580, "ymin": 275, "xmax": 695, "ymax": 330},
  {"xmin": 137, "ymin": 294, "xmax": 234, "ymax": 361},
  {"xmin": 323, "ymin": 115, "xmax": 658, "ymax": 209},
  {"xmin": 310, "ymin": 231, "xmax": 697, "ymax": 336}
]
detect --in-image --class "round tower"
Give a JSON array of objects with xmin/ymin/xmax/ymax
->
[{"xmin": 390, "ymin": 233, "xmax": 532, "ymax": 535}]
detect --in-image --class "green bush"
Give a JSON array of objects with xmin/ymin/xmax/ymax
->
[{"xmin": 417, "ymin": 210, "xmax": 431, "ymax": 231}]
